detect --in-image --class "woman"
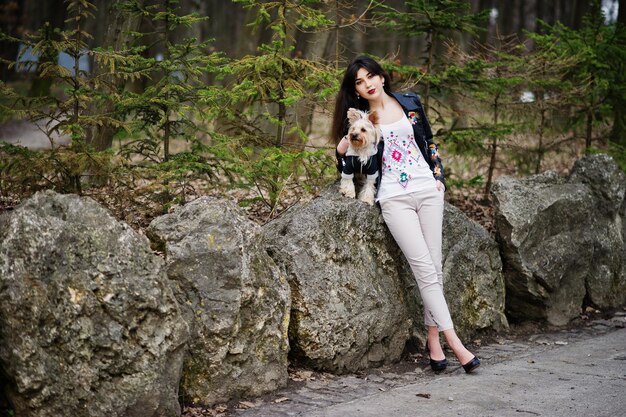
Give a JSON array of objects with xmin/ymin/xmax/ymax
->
[{"xmin": 332, "ymin": 56, "xmax": 480, "ymax": 374}]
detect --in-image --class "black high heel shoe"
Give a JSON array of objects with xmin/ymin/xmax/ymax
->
[
  {"xmin": 461, "ymin": 356, "xmax": 481, "ymax": 374},
  {"xmin": 426, "ymin": 341, "xmax": 448, "ymax": 372}
]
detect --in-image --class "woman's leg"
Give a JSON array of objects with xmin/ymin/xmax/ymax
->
[
  {"xmin": 382, "ymin": 189, "xmax": 477, "ymax": 366},
  {"xmin": 415, "ymin": 188, "xmax": 477, "ymax": 365},
  {"xmin": 380, "ymin": 192, "xmax": 453, "ymax": 332},
  {"xmin": 442, "ymin": 328, "xmax": 476, "ymax": 366},
  {"xmin": 416, "ymin": 189, "xmax": 477, "ymax": 365},
  {"xmin": 414, "ymin": 187, "xmax": 448, "ymax": 360},
  {"xmin": 427, "ymin": 325, "xmax": 445, "ymax": 360}
]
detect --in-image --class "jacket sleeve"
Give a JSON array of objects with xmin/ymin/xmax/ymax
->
[
  {"xmin": 415, "ymin": 95, "xmax": 445, "ymax": 184},
  {"xmin": 335, "ymin": 149, "xmax": 345, "ymax": 173}
]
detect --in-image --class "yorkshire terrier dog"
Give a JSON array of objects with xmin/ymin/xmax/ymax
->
[{"xmin": 339, "ymin": 108, "xmax": 381, "ymax": 206}]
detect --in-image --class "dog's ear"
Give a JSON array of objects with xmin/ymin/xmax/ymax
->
[
  {"xmin": 347, "ymin": 108, "xmax": 362, "ymax": 124},
  {"xmin": 368, "ymin": 110, "xmax": 379, "ymax": 125}
]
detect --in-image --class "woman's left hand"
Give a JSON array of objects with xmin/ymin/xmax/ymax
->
[{"xmin": 435, "ymin": 180, "xmax": 445, "ymax": 192}]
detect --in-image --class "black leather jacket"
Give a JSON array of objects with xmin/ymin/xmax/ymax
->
[{"xmin": 336, "ymin": 92, "xmax": 445, "ymax": 190}]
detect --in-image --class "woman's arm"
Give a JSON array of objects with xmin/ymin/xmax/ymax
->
[
  {"xmin": 428, "ymin": 143, "xmax": 445, "ymax": 184},
  {"xmin": 336, "ymin": 135, "xmax": 349, "ymax": 155},
  {"xmin": 415, "ymin": 97, "xmax": 445, "ymax": 185},
  {"xmin": 335, "ymin": 136, "xmax": 349, "ymax": 173}
]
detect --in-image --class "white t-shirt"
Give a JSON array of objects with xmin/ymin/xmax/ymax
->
[{"xmin": 376, "ymin": 115, "xmax": 435, "ymax": 202}]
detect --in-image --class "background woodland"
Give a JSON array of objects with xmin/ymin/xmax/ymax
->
[{"xmin": 0, "ymin": 0, "xmax": 625, "ymax": 228}]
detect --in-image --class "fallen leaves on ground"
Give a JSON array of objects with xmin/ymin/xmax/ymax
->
[
  {"xmin": 288, "ymin": 367, "xmax": 335, "ymax": 382},
  {"xmin": 446, "ymin": 192, "xmax": 495, "ymax": 236},
  {"xmin": 182, "ymin": 404, "xmax": 228, "ymax": 417},
  {"xmin": 289, "ymin": 368, "xmax": 315, "ymax": 382},
  {"xmin": 237, "ymin": 401, "xmax": 261, "ymax": 410}
]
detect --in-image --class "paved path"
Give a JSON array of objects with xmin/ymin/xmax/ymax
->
[
  {"xmin": 216, "ymin": 313, "xmax": 626, "ymax": 417},
  {"xmin": 302, "ymin": 327, "xmax": 626, "ymax": 417}
]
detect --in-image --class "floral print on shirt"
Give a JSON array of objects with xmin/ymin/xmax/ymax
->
[{"xmin": 382, "ymin": 130, "xmax": 422, "ymax": 189}]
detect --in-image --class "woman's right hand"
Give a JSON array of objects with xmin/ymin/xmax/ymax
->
[{"xmin": 336, "ymin": 135, "xmax": 349, "ymax": 155}]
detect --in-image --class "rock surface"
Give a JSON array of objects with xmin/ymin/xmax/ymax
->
[
  {"xmin": 568, "ymin": 155, "xmax": 626, "ymax": 309},
  {"xmin": 493, "ymin": 154, "xmax": 626, "ymax": 325},
  {"xmin": 622, "ymin": 197, "xmax": 626, "ymax": 305},
  {"xmin": 147, "ymin": 197, "xmax": 290, "ymax": 406},
  {"xmin": 261, "ymin": 186, "xmax": 412, "ymax": 373},
  {"xmin": 0, "ymin": 191, "xmax": 188, "ymax": 417}
]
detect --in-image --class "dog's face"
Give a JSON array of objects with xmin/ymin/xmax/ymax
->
[{"xmin": 346, "ymin": 108, "xmax": 380, "ymax": 150}]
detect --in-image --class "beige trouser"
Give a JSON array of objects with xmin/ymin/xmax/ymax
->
[{"xmin": 380, "ymin": 187, "xmax": 453, "ymax": 331}]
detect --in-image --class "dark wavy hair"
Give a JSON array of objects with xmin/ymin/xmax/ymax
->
[{"xmin": 329, "ymin": 56, "xmax": 392, "ymax": 144}]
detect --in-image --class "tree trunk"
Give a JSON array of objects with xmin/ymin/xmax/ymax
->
[
  {"xmin": 536, "ymin": 99, "xmax": 546, "ymax": 174},
  {"xmin": 449, "ymin": 30, "xmax": 470, "ymax": 130},
  {"xmin": 164, "ymin": 108, "xmax": 171, "ymax": 161},
  {"xmin": 495, "ymin": 0, "xmax": 523, "ymax": 35},
  {"xmin": 28, "ymin": 22, "xmax": 56, "ymax": 97},
  {"xmin": 233, "ymin": 5, "xmax": 263, "ymax": 58},
  {"xmin": 479, "ymin": 0, "xmax": 496, "ymax": 46},
  {"xmin": 162, "ymin": 0, "xmax": 171, "ymax": 161},
  {"xmin": 610, "ymin": 0, "xmax": 626, "ymax": 145},
  {"xmin": 21, "ymin": 0, "xmax": 65, "ymax": 31},
  {"xmin": 484, "ymin": 92, "xmax": 500, "ymax": 199},
  {"xmin": 609, "ymin": 101, "xmax": 625, "ymax": 146},
  {"xmin": 585, "ymin": 109, "xmax": 593, "ymax": 151},
  {"xmin": 86, "ymin": 0, "xmax": 144, "ymax": 151},
  {"xmin": 423, "ymin": 29, "xmax": 436, "ymax": 114},
  {"xmin": 289, "ymin": 1, "xmax": 334, "ymax": 146},
  {"xmin": 523, "ymin": 0, "xmax": 537, "ymax": 47},
  {"xmin": 572, "ymin": 0, "xmax": 591, "ymax": 29},
  {"xmin": 349, "ymin": 0, "xmax": 366, "ymax": 55},
  {"xmin": 0, "ymin": 0, "xmax": 26, "ymax": 82},
  {"xmin": 15, "ymin": 0, "xmax": 66, "ymax": 87}
]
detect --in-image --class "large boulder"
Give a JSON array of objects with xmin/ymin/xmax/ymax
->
[
  {"xmin": 622, "ymin": 197, "xmax": 626, "ymax": 303},
  {"xmin": 0, "ymin": 191, "xmax": 188, "ymax": 417},
  {"xmin": 261, "ymin": 186, "xmax": 412, "ymax": 373},
  {"xmin": 492, "ymin": 155, "xmax": 626, "ymax": 325},
  {"xmin": 261, "ymin": 184, "xmax": 507, "ymax": 373},
  {"xmin": 569, "ymin": 155, "xmax": 626, "ymax": 308},
  {"xmin": 492, "ymin": 172, "xmax": 591, "ymax": 324},
  {"xmin": 442, "ymin": 204, "xmax": 508, "ymax": 339},
  {"xmin": 147, "ymin": 197, "xmax": 290, "ymax": 406}
]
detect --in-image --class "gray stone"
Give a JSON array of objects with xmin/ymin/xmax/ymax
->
[
  {"xmin": 261, "ymin": 185, "xmax": 412, "ymax": 373},
  {"xmin": 0, "ymin": 190, "xmax": 188, "ymax": 417},
  {"xmin": 584, "ymin": 217, "xmax": 625, "ymax": 309},
  {"xmin": 492, "ymin": 172, "xmax": 593, "ymax": 325},
  {"xmin": 569, "ymin": 155, "xmax": 626, "ymax": 309},
  {"xmin": 492, "ymin": 155, "xmax": 626, "ymax": 325},
  {"xmin": 622, "ymin": 197, "xmax": 626, "ymax": 306},
  {"xmin": 147, "ymin": 197, "xmax": 290, "ymax": 406}
]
